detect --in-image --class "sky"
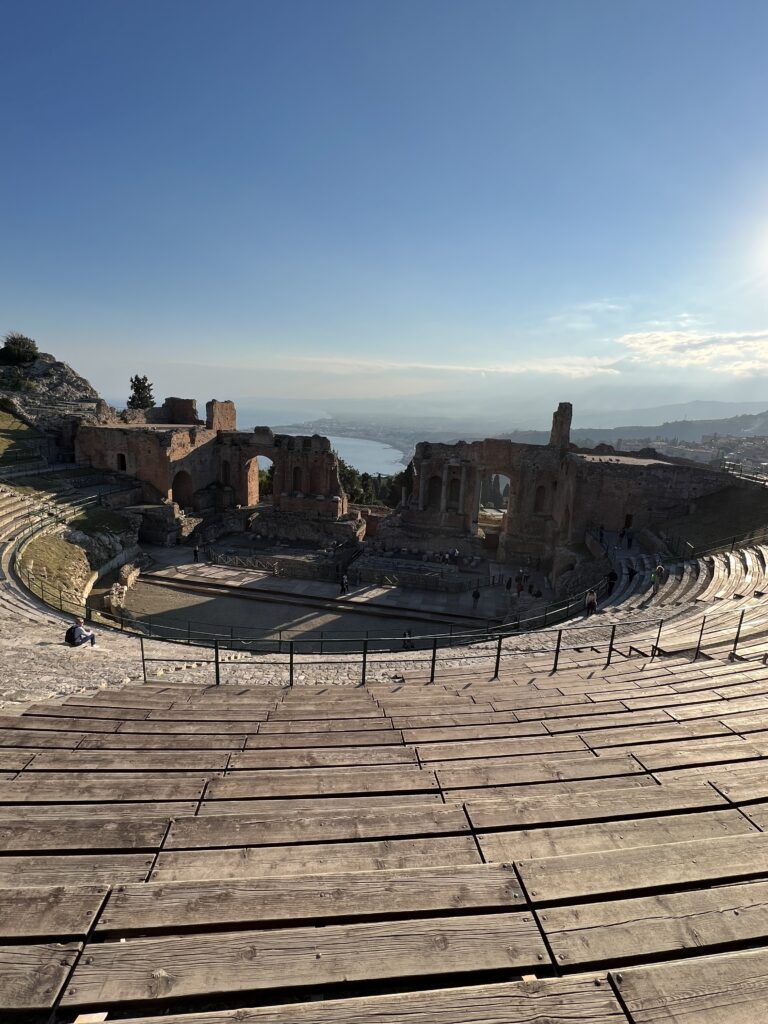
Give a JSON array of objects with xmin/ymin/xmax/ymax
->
[{"xmin": 3, "ymin": 0, "xmax": 768, "ymax": 426}]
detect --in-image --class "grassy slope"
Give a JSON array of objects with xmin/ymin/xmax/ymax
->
[{"xmin": 0, "ymin": 410, "xmax": 40, "ymax": 460}]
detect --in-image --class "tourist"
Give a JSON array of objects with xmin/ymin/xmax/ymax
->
[
  {"xmin": 516, "ymin": 580, "xmax": 524, "ymax": 597},
  {"xmin": 505, "ymin": 577, "xmax": 513, "ymax": 594},
  {"xmin": 626, "ymin": 532, "xmax": 633, "ymax": 550},
  {"xmin": 619, "ymin": 528, "xmax": 626, "ymax": 545},
  {"xmin": 472, "ymin": 587, "xmax": 480, "ymax": 609},
  {"xmin": 585, "ymin": 590, "xmax": 597, "ymax": 617},
  {"xmin": 64, "ymin": 617, "xmax": 96, "ymax": 648},
  {"xmin": 650, "ymin": 570, "xmax": 658, "ymax": 594},
  {"xmin": 193, "ymin": 544, "xmax": 199, "ymax": 563},
  {"xmin": 606, "ymin": 569, "xmax": 618, "ymax": 595}
]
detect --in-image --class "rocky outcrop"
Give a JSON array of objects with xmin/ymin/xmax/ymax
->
[{"xmin": 0, "ymin": 351, "xmax": 114, "ymax": 434}]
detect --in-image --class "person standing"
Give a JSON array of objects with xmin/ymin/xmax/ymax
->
[
  {"xmin": 193, "ymin": 544, "xmax": 199, "ymax": 563},
  {"xmin": 585, "ymin": 590, "xmax": 597, "ymax": 616},
  {"xmin": 472, "ymin": 587, "xmax": 480, "ymax": 609}
]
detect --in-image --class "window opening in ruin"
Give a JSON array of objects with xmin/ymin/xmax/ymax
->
[
  {"xmin": 116, "ymin": 453, "xmax": 127, "ymax": 472},
  {"xmin": 292, "ymin": 465, "xmax": 304, "ymax": 493},
  {"xmin": 534, "ymin": 483, "xmax": 547, "ymax": 514},
  {"xmin": 427, "ymin": 475, "xmax": 442, "ymax": 509},
  {"xmin": 447, "ymin": 477, "xmax": 461, "ymax": 510},
  {"xmin": 171, "ymin": 469, "xmax": 194, "ymax": 510}
]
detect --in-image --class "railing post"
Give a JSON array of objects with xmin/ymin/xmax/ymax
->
[
  {"xmin": 731, "ymin": 609, "xmax": 745, "ymax": 660},
  {"xmin": 694, "ymin": 616, "xmax": 707, "ymax": 661},
  {"xmin": 652, "ymin": 619, "xmax": 663, "ymax": 660},
  {"xmin": 552, "ymin": 629, "xmax": 562, "ymax": 673},
  {"xmin": 429, "ymin": 638, "xmax": 438, "ymax": 683},
  {"xmin": 493, "ymin": 635, "xmax": 502, "ymax": 679},
  {"xmin": 140, "ymin": 637, "xmax": 147, "ymax": 684},
  {"xmin": 214, "ymin": 638, "xmax": 220, "ymax": 686},
  {"xmin": 289, "ymin": 641, "xmax": 294, "ymax": 687},
  {"xmin": 361, "ymin": 638, "xmax": 368, "ymax": 685},
  {"xmin": 543, "ymin": 606, "xmax": 548, "ymax": 627},
  {"xmin": 606, "ymin": 623, "xmax": 617, "ymax": 666},
  {"xmin": 320, "ymin": 631, "xmax": 324, "ymax": 655}
]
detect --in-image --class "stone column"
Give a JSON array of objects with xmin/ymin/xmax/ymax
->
[
  {"xmin": 418, "ymin": 461, "xmax": 428, "ymax": 511},
  {"xmin": 458, "ymin": 463, "xmax": 468, "ymax": 516},
  {"xmin": 440, "ymin": 463, "xmax": 449, "ymax": 513}
]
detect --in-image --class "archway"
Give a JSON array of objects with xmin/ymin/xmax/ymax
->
[
  {"xmin": 258, "ymin": 456, "xmax": 274, "ymax": 504},
  {"xmin": 172, "ymin": 470, "xmax": 194, "ymax": 510},
  {"xmin": 480, "ymin": 472, "xmax": 511, "ymax": 512},
  {"xmin": 447, "ymin": 477, "xmax": 461, "ymax": 510}
]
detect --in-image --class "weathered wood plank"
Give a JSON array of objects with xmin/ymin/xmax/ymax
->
[
  {"xmin": 415, "ymin": 737, "xmax": 589, "ymax": 761},
  {"xmin": 62, "ymin": 912, "xmax": 546, "ymax": 1009},
  {"xmin": 518, "ymin": 831, "xmax": 768, "ymax": 904},
  {"xmin": 543, "ymin": 877, "xmax": 768, "ymax": 967},
  {"xmin": 391, "ymin": 711, "xmax": 521, "ymax": 729},
  {"xmin": 167, "ymin": 805, "xmax": 469, "ymax": 849},
  {"xmin": 115, "ymin": 720, "xmax": 261, "ymax": 735},
  {"xmin": 244, "ymin": 730, "xmax": 404, "ymax": 748},
  {"xmin": 206, "ymin": 767, "xmax": 437, "ymax": 800},
  {"xmin": 542, "ymin": 710, "xmax": 670, "ymax": 733},
  {"xmin": 96, "ymin": 864, "xmax": 522, "ymax": 935},
  {"xmin": 0, "ymin": 941, "xmax": 82, "ymax": 1011},
  {"xmin": 437, "ymin": 754, "xmax": 645, "ymax": 791},
  {"xmin": 0, "ymin": 801, "xmax": 199, "ymax": 820},
  {"xmin": 612, "ymin": 947, "xmax": 768, "ymax": 1023},
  {"xmin": 25, "ymin": 751, "xmax": 230, "ymax": 772},
  {"xmin": 0, "ymin": 853, "xmax": 153, "ymax": 885},
  {"xmin": 585, "ymin": 721, "xmax": 733, "ymax": 750},
  {"xmin": 107, "ymin": 975, "xmax": 627, "ymax": 1024},
  {"xmin": 0, "ymin": 714, "xmax": 121, "ymax": 733},
  {"xmin": 465, "ymin": 784, "xmax": 727, "ymax": 830},
  {"xmin": 229, "ymin": 747, "xmax": 417, "ymax": 769},
  {"xmin": 258, "ymin": 718, "xmax": 394, "ymax": 733},
  {"xmin": 0, "ymin": 727, "xmax": 86, "ymax": 748},
  {"xmin": 79, "ymin": 732, "xmax": 245, "ymax": 750},
  {"xmin": 197, "ymin": 794, "xmax": 446, "ymax": 816},
  {"xmin": 25, "ymin": 703, "xmax": 150, "ymax": 721},
  {"xmin": 0, "ymin": 751, "xmax": 34, "ymax": 771},
  {"xmin": 633, "ymin": 739, "xmax": 764, "ymax": 772},
  {"xmin": 401, "ymin": 722, "xmax": 547, "ymax": 743},
  {"xmin": 0, "ymin": 885, "xmax": 108, "ymax": 941},
  {"xmin": 479, "ymin": 809, "xmax": 755, "ymax": 862},
  {"xmin": 151, "ymin": 835, "xmax": 482, "ymax": 882},
  {"xmin": 0, "ymin": 816, "xmax": 169, "ymax": 852},
  {"xmin": 0, "ymin": 772, "xmax": 207, "ymax": 803}
]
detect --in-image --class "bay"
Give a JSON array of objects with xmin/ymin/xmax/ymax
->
[{"xmin": 326, "ymin": 435, "xmax": 406, "ymax": 476}]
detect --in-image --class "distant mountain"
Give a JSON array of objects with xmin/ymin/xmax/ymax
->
[{"xmin": 573, "ymin": 400, "xmax": 768, "ymax": 430}]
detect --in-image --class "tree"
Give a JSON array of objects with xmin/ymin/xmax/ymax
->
[
  {"xmin": 127, "ymin": 374, "xmax": 155, "ymax": 410},
  {"xmin": 1, "ymin": 332, "xmax": 38, "ymax": 365}
]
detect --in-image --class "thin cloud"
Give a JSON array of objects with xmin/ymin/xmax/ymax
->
[
  {"xmin": 616, "ymin": 329, "xmax": 768, "ymax": 376},
  {"xmin": 292, "ymin": 354, "xmax": 620, "ymax": 380}
]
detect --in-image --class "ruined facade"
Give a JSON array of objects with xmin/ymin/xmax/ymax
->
[
  {"xmin": 76, "ymin": 399, "xmax": 348, "ymax": 519},
  {"xmin": 404, "ymin": 402, "xmax": 731, "ymax": 568}
]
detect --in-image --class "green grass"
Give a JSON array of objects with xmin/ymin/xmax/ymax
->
[
  {"xmin": 20, "ymin": 508, "xmax": 133, "ymax": 593},
  {"xmin": 0, "ymin": 410, "xmax": 41, "ymax": 461}
]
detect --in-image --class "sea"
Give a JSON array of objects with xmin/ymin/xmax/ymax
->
[{"xmin": 326, "ymin": 435, "xmax": 406, "ymax": 476}]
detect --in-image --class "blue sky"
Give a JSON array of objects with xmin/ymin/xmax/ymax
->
[{"xmin": 2, "ymin": 0, "xmax": 768, "ymax": 423}]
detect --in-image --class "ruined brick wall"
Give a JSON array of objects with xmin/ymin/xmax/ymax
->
[{"xmin": 206, "ymin": 400, "xmax": 236, "ymax": 432}]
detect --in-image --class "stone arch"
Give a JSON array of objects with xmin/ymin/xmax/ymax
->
[
  {"xmin": 447, "ymin": 477, "xmax": 461, "ymax": 510},
  {"xmin": 534, "ymin": 484, "xmax": 546, "ymax": 513},
  {"xmin": 427, "ymin": 475, "xmax": 442, "ymax": 509},
  {"xmin": 172, "ymin": 470, "xmax": 194, "ymax": 510}
]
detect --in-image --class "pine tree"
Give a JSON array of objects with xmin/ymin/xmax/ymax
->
[{"xmin": 127, "ymin": 374, "xmax": 155, "ymax": 410}]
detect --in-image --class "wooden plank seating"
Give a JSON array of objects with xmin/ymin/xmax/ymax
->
[
  {"xmin": 61, "ymin": 912, "xmax": 547, "ymax": 1011},
  {"xmin": 113, "ymin": 976, "xmax": 628, "ymax": 1024},
  {"xmin": 95, "ymin": 864, "xmax": 523, "ymax": 936},
  {"xmin": 0, "ymin": 941, "xmax": 82, "ymax": 1013},
  {"xmin": 0, "ymin": 885, "xmax": 108, "ymax": 941},
  {"xmin": 611, "ymin": 947, "xmax": 768, "ymax": 1023},
  {"xmin": 8, "ymin": 619, "xmax": 768, "ymax": 1024}
]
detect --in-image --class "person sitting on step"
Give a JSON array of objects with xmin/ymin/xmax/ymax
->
[{"xmin": 64, "ymin": 616, "xmax": 96, "ymax": 648}]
